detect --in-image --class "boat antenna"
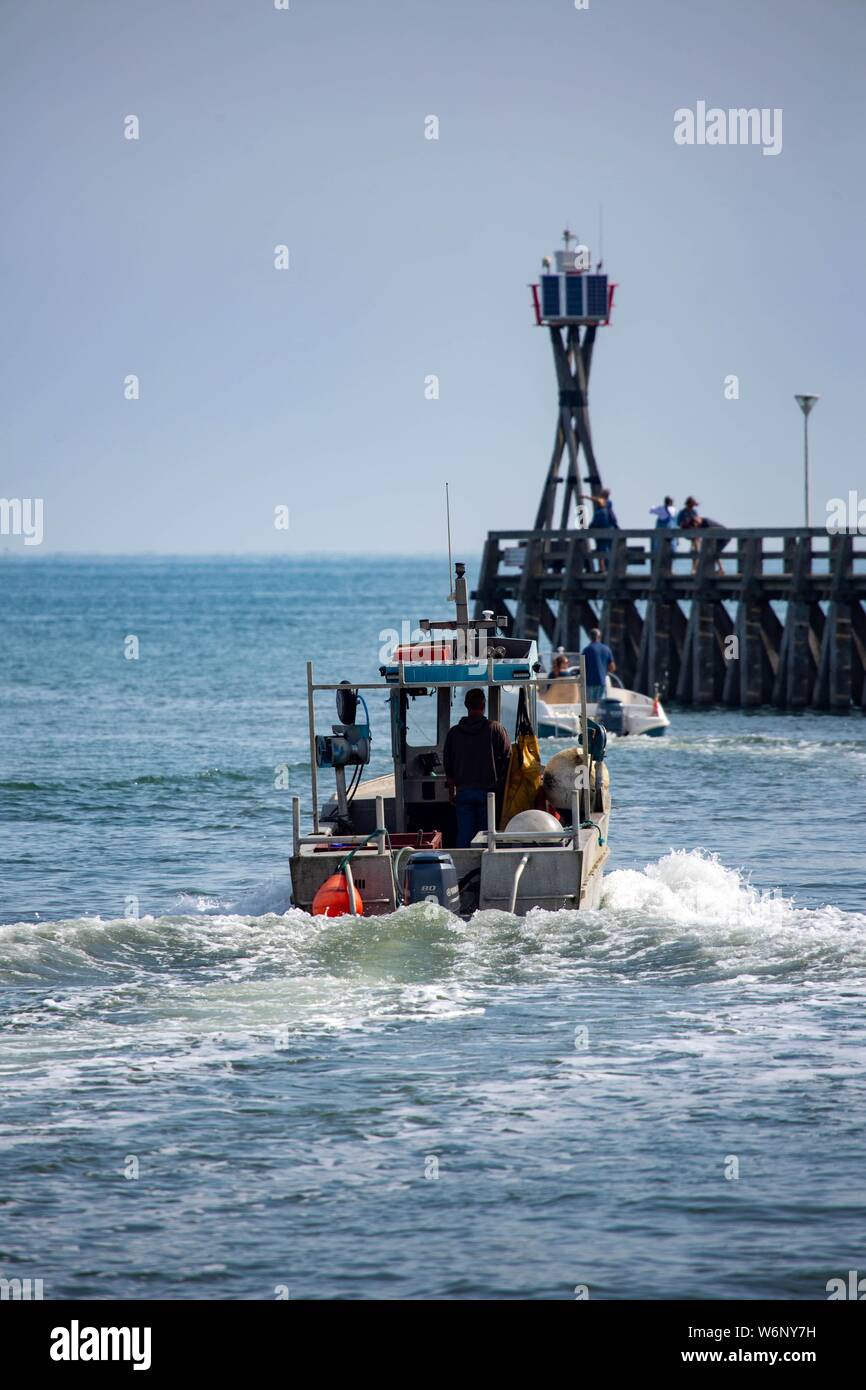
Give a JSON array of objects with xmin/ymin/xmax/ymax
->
[
  {"xmin": 597, "ymin": 202, "xmax": 604, "ymax": 270},
  {"xmin": 446, "ymin": 482, "xmax": 454, "ymax": 599}
]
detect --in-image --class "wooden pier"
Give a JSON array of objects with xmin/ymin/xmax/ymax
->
[{"xmin": 474, "ymin": 526, "xmax": 866, "ymax": 710}]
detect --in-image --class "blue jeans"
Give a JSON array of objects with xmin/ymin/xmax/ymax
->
[
  {"xmin": 586, "ymin": 683, "xmax": 606, "ymax": 702},
  {"xmin": 455, "ymin": 788, "xmax": 490, "ymax": 848}
]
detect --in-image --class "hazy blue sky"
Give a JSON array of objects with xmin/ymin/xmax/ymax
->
[{"xmin": 1, "ymin": 0, "xmax": 863, "ymax": 554}]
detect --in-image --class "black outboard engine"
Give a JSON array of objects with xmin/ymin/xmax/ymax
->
[
  {"xmin": 595, "ymin": 697, "xmax": 624, "ymax": 736},
  {"xmin": 403, "ymin": 851, "xmax": 460, "ymax": 910}
]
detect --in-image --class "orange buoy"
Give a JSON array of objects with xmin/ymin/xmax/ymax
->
[{"xmin": 311, "ymin": 872, "xmax": 363, "ymax": 918}]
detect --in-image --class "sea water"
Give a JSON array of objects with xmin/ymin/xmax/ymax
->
[{"xmin": 1, "ymin": 555, "xmax": 864, "ymax": 1299}]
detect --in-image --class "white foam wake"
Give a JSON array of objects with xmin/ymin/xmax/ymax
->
[
  {"xmin": 602, "ymin": 848, "xmax": 792, "ymax": 925},
  {"xmin": 597, "ymin": 848, "xmax": 866, "ymax": 977}
]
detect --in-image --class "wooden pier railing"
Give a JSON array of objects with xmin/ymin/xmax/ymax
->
[{"xmin": 473, "ymin": 527, "xmax": 866, "ymax": 710}]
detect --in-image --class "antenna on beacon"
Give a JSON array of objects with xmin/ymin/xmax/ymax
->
[{"xmin": 445, "ymin": 482, "xmax": 454, "ymax": 600}]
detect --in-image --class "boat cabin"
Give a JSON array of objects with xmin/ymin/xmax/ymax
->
[{"xmin": 312, "ymin": 634, "xmax": 539, "ymax": 846}]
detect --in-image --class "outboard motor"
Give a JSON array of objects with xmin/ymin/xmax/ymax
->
[
  {"xmin": 595, "ymin": 697, "xmax": 624, "ymax": 736},
  {"xmin": 403, "ymin": 851, "xmax": 460, "ymax": 910}
]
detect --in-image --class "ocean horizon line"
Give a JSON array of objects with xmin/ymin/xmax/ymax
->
[{"xmin": 0, "ymin": 549, "xmax": 464, "ymax": 562}]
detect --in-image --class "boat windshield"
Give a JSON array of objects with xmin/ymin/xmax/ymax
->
[
  {"xmin": 405, "ymin": 689, "xmax": 438, "ymax": 747},
  {"xmin": 542, "ymin": 676, "xmax": 580, "ymax": 704}
]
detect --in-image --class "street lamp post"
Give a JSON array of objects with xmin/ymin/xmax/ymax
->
[{"xmin": 794, "ymin": 394, "xmax": 820, "ymax": 527}]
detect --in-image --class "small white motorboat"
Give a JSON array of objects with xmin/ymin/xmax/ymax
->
[{"xmin": 502, "ymin": 669, "xmax": 669, "ymax": 739}]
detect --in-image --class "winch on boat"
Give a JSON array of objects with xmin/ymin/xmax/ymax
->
[{"xmin": 289, "ymin": 563, "xmax": 611, "ymax": 919}]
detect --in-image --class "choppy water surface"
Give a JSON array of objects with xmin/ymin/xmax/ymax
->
[{"xmin": 1, "ymin": 556, "xmax": 865, "ymax": 1299}]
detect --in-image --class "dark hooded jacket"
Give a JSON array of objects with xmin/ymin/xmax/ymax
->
[{"xmin": 443, "ymin": 716, "xmax": 511, "ymax": 791}]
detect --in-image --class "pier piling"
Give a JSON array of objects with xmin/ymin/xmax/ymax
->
[{"xmin": 474, "ymin": 526, "xmax": 866, "ymax": 711}]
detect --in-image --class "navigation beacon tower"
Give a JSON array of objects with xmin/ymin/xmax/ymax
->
[{"xmin": 529, "ymin": 228, "xmax": 614, "ymax": 532}]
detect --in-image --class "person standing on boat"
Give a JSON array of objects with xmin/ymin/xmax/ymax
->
[
  {"xmin": 443, "ymin": 689, "xmax": 511, "ymax": 848},
  {"xmin": 582, "ymin": 628, "xmax": 616, "ymax": 702}
]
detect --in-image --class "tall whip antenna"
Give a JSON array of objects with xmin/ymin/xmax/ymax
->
[{"xmin": 445, "ymin": 482, "xmax": 454, "ymax": 598}]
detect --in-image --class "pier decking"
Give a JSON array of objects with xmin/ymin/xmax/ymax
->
[{"xmin": 474, "ymin": 526, "xmax": 866, "ymax": 710}]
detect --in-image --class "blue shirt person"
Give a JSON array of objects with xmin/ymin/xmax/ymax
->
[
  {"xmin": 588, "ymin": 488, "xmax": 619, "ymax": 572},
  {"xmin": 581, "ymin": 629, "xmax": 616, "ymax": 702},
  {"xmin": 676, "ymin": 496, "xmax": 701, "ymax": 568}
]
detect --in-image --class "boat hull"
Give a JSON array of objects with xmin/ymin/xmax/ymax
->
[{"xmin": 291, "ymin": 811, "xmax": 610, "ymax": 919}]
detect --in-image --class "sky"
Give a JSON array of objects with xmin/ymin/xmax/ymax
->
[{"xmin": 1, "ymin": 0, "xmax": 863, "ymax": 555}]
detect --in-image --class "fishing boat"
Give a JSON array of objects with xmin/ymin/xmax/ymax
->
[
  {"xmin": 502, "ymin": 662, "xmax": 670, "ymax": 738},
  {"xmin": 290, "ymin": 564, "xmax": 611, "ymax": 918}
]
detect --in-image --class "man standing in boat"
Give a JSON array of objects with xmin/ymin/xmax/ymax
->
[
  {"xmin": 443, "ymin": 689, "xmax": 511, "ymax": 848},
  {"xmin": 582, "ymin": 628, "xmax": 616, "ymax": 702}
]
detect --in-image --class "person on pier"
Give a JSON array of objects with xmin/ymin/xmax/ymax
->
[
  {"xmin": 693, "ymin": 513, "xmax": 729, "ymax": 575},
  {"xmin": 589, "ymin": 488, "xmax": 619, "ymax": 572},
  {"xmin": 649, "ymin": 496, "xmax": 676, "ymax": 554},
  {"xmin": 677, "ymin": 496, "xmax": 701, "ymax": 569},
  {"xmin": 676, "ymin": 496, "xmax": 700, "ymax": 529}
]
